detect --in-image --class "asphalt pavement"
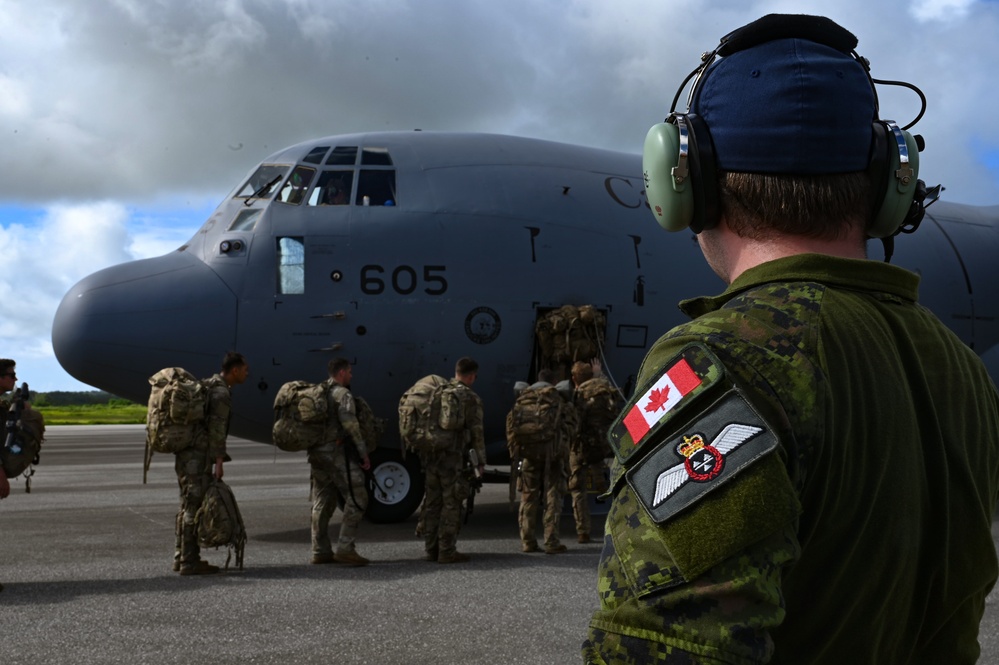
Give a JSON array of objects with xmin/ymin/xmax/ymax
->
[{"xmin": 1, "ymin": 426, "xmax": 997, "ymax": 664}]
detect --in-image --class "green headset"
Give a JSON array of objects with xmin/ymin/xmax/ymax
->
[{"xmin": 643, "ymin": 14, "xmax": 926, "ymax": 239}]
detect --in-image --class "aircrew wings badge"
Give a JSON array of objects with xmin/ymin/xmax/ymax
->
[
  {"xmin": 609, "ymin": 343, "xmax": 723, "ymax": 465},
  {"xmin": 625, "ymin": 389, "xmax": 778, "ymax": 524}
]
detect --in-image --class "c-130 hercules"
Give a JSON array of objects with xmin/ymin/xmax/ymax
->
[{"xmin": 51, "ymin": 130, "xmax": 999, "ymax": 522}]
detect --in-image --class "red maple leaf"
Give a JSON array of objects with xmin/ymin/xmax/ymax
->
[{"xmin": 644, "ymin": 386, "xmax": 671, "ymax": 413}]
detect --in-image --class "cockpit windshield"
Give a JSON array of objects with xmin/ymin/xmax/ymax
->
[{"xmin": 235, "ymin": 165, "xmax": 290, "ymax": 201}]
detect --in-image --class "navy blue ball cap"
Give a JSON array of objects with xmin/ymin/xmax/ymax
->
[{"xmin": 691, "ymin": 35, "xmax": 877, "ymax": 175}]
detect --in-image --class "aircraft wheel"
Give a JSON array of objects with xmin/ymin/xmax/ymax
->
[{"xmin": 364, "ymin": 448, "xmax": 425, "ymax": 524}]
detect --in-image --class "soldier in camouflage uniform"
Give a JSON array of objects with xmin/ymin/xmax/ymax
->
[
  {"xmin": 0, "ymin": 358, "xmax": 16, "ymax": 505},
  {"xmin": 584, "ymin": 15, "xmax": 999, "ymax": 664},
  {"xmin": 174, "ymin": 351, "xmax": 249, "ymax": 575},
  {"xmin": 511, "ymin": 369, "xmax": 575, "ymax": 555},
  {"xmin": 0, "ymin": 359, "xmax": 17, "ymax": 592},
  {"xmin": 419, "ymin": 357, "xmax": 485, "ymax": 564},
  {"xmin": 569, "ymin": 360, "xmax": 621, "ymax": 544},
  {"xmin": 308, "ymin": 357, "xmax": 372, "ymax": 566}
]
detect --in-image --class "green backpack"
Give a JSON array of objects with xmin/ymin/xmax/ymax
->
[
  {"xmin": 506, "ymin": 384, "xmax": 564, "ymax": 461},
  {"xmin": 195, "ymin": 479, "xmax": 246, "ymax": 571},
  {"xmin": 1, "ymin": 403, "xmax": 46, "ymax": 482},
  {"xmin": 146, "ymin": 368, "xmax": 208, "ymax": 454},
  {"xmin": 272, "ymin": 380, "xmax": 330, "ymax": 452},
  {"xmin": 398, "ymin": 375, "xmax": 464, "ymax": 453},
  {"xmin": 354, "ymin": 396, "xmax": 383, "ymax": 454},
  {"xmin": 573, "ymin": 377, "xmax": 622, "ymax": 463}
]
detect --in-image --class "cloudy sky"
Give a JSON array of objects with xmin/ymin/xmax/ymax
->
[{"xmin": 1, "ymin": 0, "xmax": 997, "ymax": 392}]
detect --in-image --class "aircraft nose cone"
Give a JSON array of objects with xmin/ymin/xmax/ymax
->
[{"xmin": 52, "ymin": 251, "xmax": 238, "ymax": 401}]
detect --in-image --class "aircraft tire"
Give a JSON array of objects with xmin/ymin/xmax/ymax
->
[{"xmin": 363, "ymin": 448, "xmax": 425, "ymax": 524}]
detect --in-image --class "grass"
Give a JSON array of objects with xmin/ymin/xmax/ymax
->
[{"xmin": 36, "ymin": 404, "xmax": 148, "ymax": 426}]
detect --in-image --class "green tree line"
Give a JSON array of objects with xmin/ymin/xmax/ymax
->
[
  {"xmin": 30, "ymin": 390, "xmax": 136, "ymax": 407},
  {"xmin": 25, "ymin": 391, "xmax": 147, "ymax": 425}
]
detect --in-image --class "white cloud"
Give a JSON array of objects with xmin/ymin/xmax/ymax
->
[{"xmin": 911, "ymin": 0, "xmax": 976, "ymax": 21}]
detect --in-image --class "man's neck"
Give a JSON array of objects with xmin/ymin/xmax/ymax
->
[{"xmin": 719, "ymin": 232, "xmax": 867, "ymax": 284}]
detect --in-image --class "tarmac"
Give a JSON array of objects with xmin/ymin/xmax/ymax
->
[{"xmin": 1, "ymin": 425, "xmax": 997, "ymax": 664}]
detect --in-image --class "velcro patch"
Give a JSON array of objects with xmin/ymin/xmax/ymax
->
[
  {"xmin": 609, "ymin": 343, "xmax": 723, "ymax": 466},
  {"xmin": 625, "ymin": 388, "xmax": 778, "ymax": 524}
]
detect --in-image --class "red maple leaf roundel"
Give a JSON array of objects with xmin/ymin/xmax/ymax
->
[{"xmin": 644, "ymin": 386, "xmax": 671, "ymax": 413}]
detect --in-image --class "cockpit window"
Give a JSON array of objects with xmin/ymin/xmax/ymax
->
[
  {"xmin": 302, "ymin": 146, "xmax": 330, "ymax": 164},
  {"xmin": 361, "ymin": 147, "xmax": 393, "ymax": 166},
  {"xmin": 235, "ymin": 164, "xmax": 289, "ymax": 200},
  {"xmin": 308, "ymin": 170, "xmax": 354, "ymax": 206},
  {"xmin": 357, "ymin": 170, "xmax": 397, "ymax": 206},
  {"xmin": 303, "ymin": 146, "xmax": 398, "ymax": 207},
  {"xmin": 276, "ymin": 166, "xmax": 316, "ymax": 205},
  {"xmin": 326, "ymin": 147, "xmax": 358, "ymax": 166}
]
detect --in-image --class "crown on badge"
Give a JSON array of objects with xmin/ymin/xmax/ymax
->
[{"xmin": 678, "ymin": 434, "xmax": 705, "ymax": 458}]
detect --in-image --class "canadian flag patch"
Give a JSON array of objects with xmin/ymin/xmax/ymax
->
[{"xmin": 622, "ymin": 358, "xmax": 702, "ymax": 443}]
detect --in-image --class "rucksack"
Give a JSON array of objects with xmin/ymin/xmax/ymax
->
[
  {"xmin": 272, "ymin": 380, "xmax": 330, "ymax": 452},
  {"xmin": 1, "ymin": 405, "xmax": 45, "ymax": 480},
  {"xmin": 354, "ymin": 396, "xmax": 383, "ymax": 453},
  {"xmin": 195, "ymin": 479, "xmax": 246, "ymax": 571},
  {"xmin": 506, "ymin": 384, "xmax": 564, "ymax": 461},
  {"xmin": 535, "ymin": 305, "xmax": 607, "ymax": 364},
  {"xmin": 146, "ymin": 368, "xmax": 208, "ymax": 454},
  {"xmin": 398, "ymin": 375, "xmax": 464, "ymax": 453},
  {"xmin": 574, "ymin": 377, "xmax": 622, "ymax": 463}
]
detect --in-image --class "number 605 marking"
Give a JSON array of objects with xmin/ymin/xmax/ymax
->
[{"xmin": 360, "ymin": 264, "xmax": 448, "ymax": 296}]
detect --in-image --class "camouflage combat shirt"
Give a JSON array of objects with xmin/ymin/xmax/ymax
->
[{"xmin": 584, "ymin": 253, "xmax": 999, "ymax": 664}]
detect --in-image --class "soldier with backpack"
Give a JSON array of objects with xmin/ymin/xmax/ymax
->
[
  {"xmin": 400, "ymin": 357, "xmax": 485, "ymax": 564},
  {"xmin": 308, "ymin": 357, "xmax": 372, "ymax": 566},
  {"xmin": 169, "ymin": 351, "xmax": 249, "ymax": 575},
  {"xmin": 0, "ymin": 358, "xmax": 21, "ymax": 502},
  {"xmin": 568, "ymin": 360, "xmax": 622, "ymax": 544},
  {"xmin": 0, "ymin": 359, "xmax": 12, "ymax": 594},
  {"xmin": 506, "ymin": 368, "xmax": 577, "ymax": 555}
]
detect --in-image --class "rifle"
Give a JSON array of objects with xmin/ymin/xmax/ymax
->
[{"xmin": 464, "ymin": 449, "xmax": 483, "ymax": 524}]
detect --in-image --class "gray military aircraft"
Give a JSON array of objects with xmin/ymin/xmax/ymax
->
[{"xmin": 51, "ymin": 130, "xmax": 999, "ymax": 522}]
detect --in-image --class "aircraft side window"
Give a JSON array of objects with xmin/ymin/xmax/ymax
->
[
  {"xmin": 276, "ymin": 166, "xmax": 317, "ymax": 205},
  {"xmin": 326, "ymin": 146, "xmax": 358, "ymax": 166},
  {"xmin": 277, "ymin": 237, "xmax": 305, "ymax": 294},
  {"xmin": 356, "ymin": 169, "xmax": 397, "ymax": 206},
  {"xmin": 227, "ymin": 209, "xmax": 262, "ymax": 232},
  {"xmin": 235, "ymin": 164, "xmax": 289, "ymax": 200},
  {"xmin": 308, "ymin": 170, "xmax": 354, "ymax": 206}
]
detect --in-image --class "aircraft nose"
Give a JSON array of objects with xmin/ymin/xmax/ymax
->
[{"xmin": 52, "ymin": 251, "xmax": 238, "ymax": 401}]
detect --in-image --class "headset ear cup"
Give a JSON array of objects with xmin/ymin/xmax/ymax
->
[
  {"xmin": 869, "ymin": 125, "xmax": 920, "ymax": 238},
  {"xmin": 643, "ymin": 122, "xmax": 694, "ymax": 232}
]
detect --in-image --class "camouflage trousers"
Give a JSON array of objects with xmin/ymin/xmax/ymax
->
[
  {"xmin": 568, "ymin": 448, "xmax": 591, "ymax": 537},
  {"xmin": 519, "ymin": 455, "xmax": 568, "ymax": 550},
  {"xmin": 308, "ymin": 446, "xmax": 368, "ymax": 557},
  {"xmin": 416, "ymin": 467, "xmax": 472, "ymax": 538},
  {"xmin": 174, "ymin": 447, "xmax": 211, "ymax": 566},
  {"xmin": 419, "ymin": 448, "xmax": 464, "ymax": 559}
]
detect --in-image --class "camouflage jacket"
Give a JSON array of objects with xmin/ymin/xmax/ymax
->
[
  {"xmin": 202, "ymin": 374, "xmax": 232, "ymax": 461},
  {"xmin": 585, "ymin": 254, "xmax": 999, "ymax": 664},
  {"xmin": 450, "ymin": 379, "xmax": 486, "ymax": 465},
  {"xmin": 327, "ymin": 383, "xmax": 367, "ymax": 459}
]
